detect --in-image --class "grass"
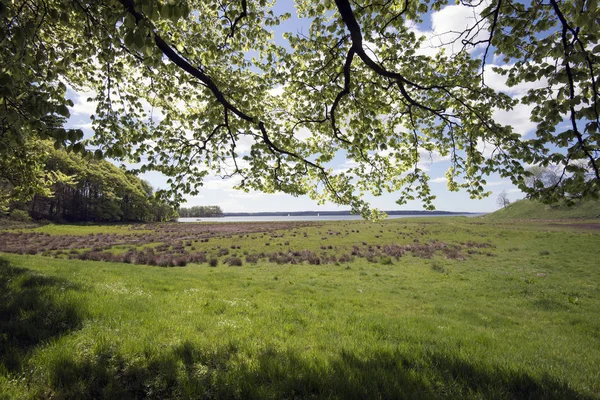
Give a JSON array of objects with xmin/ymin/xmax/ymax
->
[
  {"xmin": 1, "ymin": 217, "xmax": 599, "ymax": 399},
  {"xmin": 486, "ymin": 198, "xmax": 600, "ymax": 220},
  {"xmin": 18, "ymin": 223, "xmax": 153, "ymax": 236}
]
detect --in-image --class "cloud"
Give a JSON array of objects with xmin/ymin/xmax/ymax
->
[
  {"xmin": 492, "ymin": 103, "xmax": 536, "ymax": 136},
  {"xmin": 201, "ymin": 177, "xmax": 241, "ymax": 191},
  {"xmin": 269, "ymin": 85, "xmax": 284, "ymax": 97},
  {"xmin": 293, "ymin": 126, "xmax": 314, "ymax": 142},
  {"xmin": 430, "ymin": 177, "xmax": 447, "ymax": 183},
  {"xmin": 419, "ymin": 149, "xmax": 451, "ymax": 164},
  {"xmin": 484, "ymin": 180, "xmax": 508, "ymax": 186},
  {"xmin": 483, "ymin": 64, "xmax": 548, "ymax": 97},
  {"xmin": 231, "ymin": 135, "xmax": 255, "ymax": 154},
  {"xmin": 68, "ymin": 89, "xmax": 98, "ymax": 117},
  {"xmin": 409, "ymin": 1, "xmax": 490, "ymax": 57}
]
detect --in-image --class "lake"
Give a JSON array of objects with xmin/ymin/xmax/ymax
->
[{"xmin": 178, "ymin": 214, "xmax": 484, "ymax": 223}]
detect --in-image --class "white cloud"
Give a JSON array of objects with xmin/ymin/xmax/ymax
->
[
  {"xmin": 201, "ymin": 177, "xmax": 241, "ymax": 191},
  {"xmin": 477, "ymin": 138, "xmax": 497, "ymax": 158},
  {"xmin": 69, "ymin": 89, "xmax": 97, "ymax": 117},
  {"xmin": 483, "ymin": 64, "xmax": 548, "ymax": 97},
  {"xmin": 484, "ymin": 180, "xmax": 508, "ymax": 186},
  {"xmin": 231, "ymin": 135, "xmax": 255, "ymax": 154},
  {"xmin": 269, "ymin": 85, "xmax": 284, "ymax": 97},
  {"xmin": 419, "ymin": 149, "xmax": 451, "ymax": 164},
  {"xmin": 293, "ymin": 126, "xmax": 314, "ymax": 142},
  {"xmin": 430, "ymin": 177, "xmax": 447, "ymax": 183},
  {"xmin": 492, "ymin": 103, "xmax": 536, "ymax": 136},
  {"xmin": 409, "ymin": 1, "xmax": 490, "ymax": 57}
]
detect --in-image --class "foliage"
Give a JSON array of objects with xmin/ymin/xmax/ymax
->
[
  {"xmin": 8, "ymin": 209, "xmax": 31, "ymax": 222},
  {"xmin": 178, "ymin": 205, "xmax": 223, "ymax": 218},
  {"xmin": 0, "ymin": 218, "xmax": 599, "ymax": 398},
  {"xmin": 524, "ymin": 166, "xmax": 561, "ymax": 194},
  {"xmin": 489, "ymin": 0, "xmax": 600, "ymax": 201},
  {"xmin": 7, "ymin": 142, "xmax": 176, "ymax": 222},
  {"xmin": 1, "ymin": 0, "xmax": 599, "ymax": 216},
  {"xmin": 0, "ymin": 138, "xmax": 72, "ymax": 213}
]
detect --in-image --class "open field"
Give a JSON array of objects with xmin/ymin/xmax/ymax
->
[
  {"xmin": 485, "ymin": 199, "xmax": 600, "ymax": 220},
  {"xmin": 1, "ymin": 217, "xmax": 599, "ymax": 399}
]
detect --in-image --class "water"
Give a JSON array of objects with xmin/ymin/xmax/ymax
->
[{"xmin": 178, "ymin": 213, "xmax": 484, "ymax": 223}]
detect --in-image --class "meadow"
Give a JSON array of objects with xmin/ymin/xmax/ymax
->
[{"xmin": 0, "ymin": 217, "xmax": 599, "ymax": 399}]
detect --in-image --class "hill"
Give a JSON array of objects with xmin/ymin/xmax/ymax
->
[{"xmin": 486, "ymin": 199, "xmax": 600, "ymax": 220}]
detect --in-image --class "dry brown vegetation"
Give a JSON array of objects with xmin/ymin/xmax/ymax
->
[{"xmin": 0, "ymin": 221, "xmax": 495, "ymax": 268}]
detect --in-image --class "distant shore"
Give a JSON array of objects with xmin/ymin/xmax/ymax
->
[{"xmin": 205, "ymin": 210, "xmax": 483, "ymax": 218}]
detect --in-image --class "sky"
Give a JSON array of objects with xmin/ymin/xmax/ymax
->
[{"xmin": 66, "ymin": 1, "xmax": 540, "ymax": 214}]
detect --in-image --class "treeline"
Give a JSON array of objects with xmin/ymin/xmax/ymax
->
[
  {"xmin": 6, "ymin": 142, "xmax": 177, "ymax": 222},
  {"xmin": 178, "ymin": 206, "xmax": 223, "ymax": 218}
]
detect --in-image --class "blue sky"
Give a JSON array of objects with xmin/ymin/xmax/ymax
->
[{"xmin": 67, "ymin": 1, "xmax": 536, "ymax": 213}]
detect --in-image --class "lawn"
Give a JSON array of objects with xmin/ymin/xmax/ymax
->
[{"xmin": 1, "ymin": 218, "xmax": 599, "ymax": 399}]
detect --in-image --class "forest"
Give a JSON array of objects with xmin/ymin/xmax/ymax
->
[
  {"xmin": 177, "ymin": 205, "xmax": 223, "ymax": 218},
  {"xmin": 4, "ymin": 142, "xmax": 176, "ymax": 222}
]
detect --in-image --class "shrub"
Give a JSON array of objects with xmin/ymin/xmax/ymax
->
[
  {"xmin": 119, "ymin": 250, "xmax": 136, "ymax": 263},
  {"xmin": 267, "ymin": 252, "xmax": 292, "ymax": 264},
  {"xmin": 226, "ymin": 257, "xmax": 243, "ymax": 266},
  {"xmin": 443, "ymin": 247, "xmax": 465, "ymax": 260},
  {"xmin": 409, "ymin": 244, "xmax": 435, "ymax": 259},
  {"xmin": 188, "ymin": 252, "xmax": 207, "ymax": 264},
  {"xmin": 9, "ymin": 209, "xmax": 31, "ymax": 222},
  {"xmin": 245, "ymin": 254, "xmax": 260, "ymax": 264},
  {"xmin": 157, "ymin": 255, "xmax": 174, "ymax": 267},
  {"xmin": 155, "ymin": 244, "xmax": 170, "ymax": 252},
  {"xmin": 174, "ymin": 256, "xmax": 188, "ymax": 267},
  {"xmin": 79, "ymin": 251, "xmax": 115, "ymax": 262},
  {"xmin": 383, "ymin": 244, "xmax": 405, "ymax": 259},
  {"xmin": 209, "ymin": 258, "xmax": 218, "ymax": 267},
  {"xmin": 217, "ymin": 248, "xmax": 229, "ymax": 257},
  {"xmin": 307, "ymin": 255, "xmax": 321, "ymax": 265},
  {"xmin": 339, "ymin": 254, "xmax": 354, "ymax": 263}
]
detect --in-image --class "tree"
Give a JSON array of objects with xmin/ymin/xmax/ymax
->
[
  {"xmin": 524, "ymin": 166, "xmax": 561, "ymax": 194},
  {"xmin": 8, "ymin": 141, "xmax": 176, "ymax": 222},
  {"xmin": 497, "ymin": 190, "xmax": 510, "ymax": 208},
  {"xmin": 1, "ymin": 0, "xmax": 598, "ymax": 217},
  {"xmin": 178, "ymin": 205, "xmax": 223, "ymax": 218}
]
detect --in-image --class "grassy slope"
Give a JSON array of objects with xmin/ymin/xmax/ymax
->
[
  {"xmin": 486, "ymin": 199, "xmax": 600, "ymax": 220},
  {"xmin": 1, "ymin": 218, "xmax": 599, "ymax": 399}
]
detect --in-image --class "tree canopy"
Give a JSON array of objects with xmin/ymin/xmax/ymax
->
[
  {"xmin": 7, "ymin": 141, "xmax": 177, "ymax": 222},
  {"xmin": 178, "ymin": 205, "xmax": 223, "ymax": 218},
  {"xmin": 1, "ymin": 0, "xmax": 598, "ymax": 217}
]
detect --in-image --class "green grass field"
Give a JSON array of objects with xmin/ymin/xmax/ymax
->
[
  {"xmin": 486, "ymin": 199, "xmax": 600, "ymax": 220},
  {"xmin": 1, "ymin": 218, "xmax": 599, "ymax": 399}
]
